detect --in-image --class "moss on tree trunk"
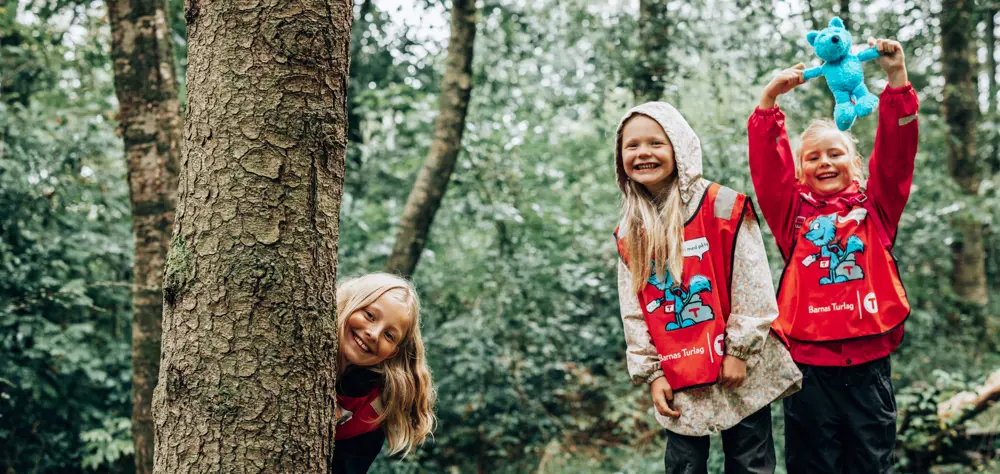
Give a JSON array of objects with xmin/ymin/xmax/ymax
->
[{"xmin": 151, "ymin": 0, "xmax": 351, "ymax": 471}]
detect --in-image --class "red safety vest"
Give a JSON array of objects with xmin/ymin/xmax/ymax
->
[
  {"xmin": 773, "ymin": 195, "xmax": 909, "ymax": 343},
  {"xmin": 615, "ymin": 183, "xmax": 746, "ymax": 391},
  {"xmin": 335, "ymin": 388, "xmax": 383, "ymax": 441}
]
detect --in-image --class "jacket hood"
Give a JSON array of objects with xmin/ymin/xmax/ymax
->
[{"xmin": 614, "ymin": 101, "xmax": 703, "ymax": 203}]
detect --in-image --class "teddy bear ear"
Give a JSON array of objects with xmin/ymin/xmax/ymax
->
[
  {"xmin": 829, "ymin": 16, "xmax": 844, "ymax": 28},
  {"xmin": 807, "ymin": 31, "xmax": 819, "ymax": 45}
]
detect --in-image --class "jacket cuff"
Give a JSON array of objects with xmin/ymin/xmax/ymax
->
[
  {"xmin": 879, "ymin": 82, "xmax": 919, "ymax": 120},
  {"xmin": 752, "ymin": 105, "xmax": 783, "ymax": 117},
  {"xmin": 749, "ymin": 105, "xmax": 786, "ymax": 138},
  {"xmin": 882, "ymin": 82, "xmax": 913, "ymax": 95},
  {"xmin": 643, "ymin": 370, "xmax": 665, "ymax": 385},
  {"xmin": 726, "ymin": 346, "xmax": 753, "ymax": 360}
]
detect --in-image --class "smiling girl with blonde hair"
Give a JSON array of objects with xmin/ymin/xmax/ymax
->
[
  {"xmin": 613, "ymin": 102, "xmax": 800, "ymax": 474},
  {"xmin": 749, "ymin": 37, "xmax": 918, "ymax": 473},
  {"xmin": 332, "ymin": 273, "xmax": 436, "ymax": 473}
]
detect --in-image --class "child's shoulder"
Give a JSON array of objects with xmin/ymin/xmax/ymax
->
[
  {"xmin": 699, "ymin": 179, "xmax": 746, "ymax": 195},
  {"xmin": 697, "ymin": 180, "xmax": 747, "ymax": 220}
]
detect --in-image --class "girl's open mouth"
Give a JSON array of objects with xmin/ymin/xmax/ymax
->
[
  {"xmin": 352, "ymin": 331, "xmax": 372, "ymax": 354},
  {"xmin": 635, "ymin": 163, "xmax": 659, "ymax": 170},
  {"xmin": 817, "ymin": 172, "xmax": 839, "ymax": 181}
]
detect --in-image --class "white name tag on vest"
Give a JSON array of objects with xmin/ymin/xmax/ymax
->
[{"xmin": 683, "ymin": 237, "xmax": 710, "ymax": 260}]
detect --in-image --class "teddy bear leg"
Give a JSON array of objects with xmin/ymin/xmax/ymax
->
[
  {"xmin": 852, "ymin": 84, "xmax": 879, "ymax": 118},
  {"xmin": 835, "ymin": 105, "xmax": 856, "ymax": 131},
  {"xmin": 833, "ymin": 91, "xmax": 856, "ymax": 131}
]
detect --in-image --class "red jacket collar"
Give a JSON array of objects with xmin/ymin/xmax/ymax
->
[{"xmin": 796, "ymin": 181, "xmax": 864, "ymax": 209}]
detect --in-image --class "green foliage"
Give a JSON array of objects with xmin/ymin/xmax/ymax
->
[
  {"xmin": 81, "ymin": 417, "xmax": 134, "ymax": 470},
  {"xmin": 0, "ymin": 5, "xmax": 134, "ymax": 473},
  {"xmin": 3, "ymin": 0, "xmax": 999, "ymax": 472},
  {"xmin": 347, "ymin": 1, "xmax": 1000, "ymax": 472}
]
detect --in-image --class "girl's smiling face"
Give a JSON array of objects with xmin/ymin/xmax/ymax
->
[
  {"xmin": 341, "ymin": 291, "xmax": 412, "ymax": 368},
  {"xmin": 621, "ymin": 115, "xmax": 677, "ymax": 196},
  {"xmin": 798, "ymin": 128, "xmax": 861, "ymax": 196}
]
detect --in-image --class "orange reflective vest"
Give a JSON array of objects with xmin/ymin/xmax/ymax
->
[
  {"xmin": 616, "ymin": 183, "xmax": 747, "ymax": 391},
  {"xmin": 335, "ymin": 388, "xmax": 383, "ymax": 441},
  {"xmin": 773, "ymin": 195, "xmax": 909, "ymax": 343}
]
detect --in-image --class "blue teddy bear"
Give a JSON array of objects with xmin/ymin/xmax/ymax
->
[{"xmin": 804, "ymin": 17, "xmax": 881, "ymax": 131}]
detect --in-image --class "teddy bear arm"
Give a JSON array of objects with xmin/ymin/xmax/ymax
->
[
  {"xmin": 803, "ymin": 66, "xmax": 823, "ymax": 81},
  {"xmin": 857, "ymin": 47, "xmax": 880, "ymax": 63}
]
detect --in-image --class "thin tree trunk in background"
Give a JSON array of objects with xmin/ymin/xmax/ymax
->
[
  {"xmin": 804, "ymin": 0, "xmax": 822, "ymax": 31},
  {"xmin": 987, "ymin": 8, "xmax": 1000, "ymax": 173},
  {"xmin": 988, "ymin": 10, "xmax": 997, "ymax": 119},
  {"xmin": 839, "ymin": 0, "xmax": 851, "ymax": 30},
  {"xmin": 940, "ymin": 0, "xmax": 989, "ymax": 318},
  {"xmin": 386, "ymin": 0, "xmax": 477, "ymax": 278},
  {"xmin": 347, "ymin": 0, "xmax": 374, "ymax": 145},
  {"xmin": 151, "ymin": 0, "xmax": 350, "ymax": 471},
  {"xmin": 106, "ymin": 1, "xmax": 181, "ymax": 471},
  {"xmin": 633, "ymin": 0, "xmax": 671, "ymax": 103}
]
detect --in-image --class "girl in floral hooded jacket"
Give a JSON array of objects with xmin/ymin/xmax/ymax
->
[{"xmin": 613, "ymin": 101, "xmax": 801, "ymax": 474}]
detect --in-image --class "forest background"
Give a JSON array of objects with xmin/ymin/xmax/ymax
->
[{"xmin": 2, "ymin": 0, "xmax": 1000, "ymax": 472}]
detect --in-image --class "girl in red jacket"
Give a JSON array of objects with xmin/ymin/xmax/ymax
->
[
  {"xmin": 747, "ymin": 38, "xmax": 918, "ymax": 474},
  {"xmin": 332, "ymin": 273, "xmax": 436, "ymax": 473}
]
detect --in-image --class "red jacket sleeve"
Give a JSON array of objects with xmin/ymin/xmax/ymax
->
[
  {"xmin": 747, "ymin": 106, "xmax": 799, "ymax": 259},
  {"xmin": 866, "ymin": 83, "xmax": 919, "ymax": 244}
]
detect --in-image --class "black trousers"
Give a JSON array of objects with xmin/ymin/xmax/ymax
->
[
  {"xmin": 783, "ymin": 357, "xmax": 896, "ymax": 474},
  {"xmin": 664, "ymin": 406, "xmax": 775, "ymax": 474}
]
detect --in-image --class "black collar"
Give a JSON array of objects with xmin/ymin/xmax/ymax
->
[{"xmin": 337, "ymin": 366, "xmax": 381, "ymax": 397}]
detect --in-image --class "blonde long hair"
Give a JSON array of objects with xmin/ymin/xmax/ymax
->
[
  {"xmin": 621, "ymin": 178, "xmax": 685, "ymax": 294},
  {"xmin": 336, "ymin": 273, "xmax": 436, "ymax": 457},
  {"xmin": 617, "ymin": 116, "xmax": 685, "ymax": 295}
]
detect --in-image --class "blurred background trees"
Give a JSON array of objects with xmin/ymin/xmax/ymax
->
[{"xmin": 2, "ymin": 0, "xmax": 999, "ymax": 472}]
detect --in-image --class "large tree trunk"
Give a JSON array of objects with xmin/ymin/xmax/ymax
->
[
  {"xmin": 151, "ymin": 1, "xmax": 350, "ymax": 472},
  {"xmin": 385, "ymin": 0, "xmax": 477, "ymax": 278},
  {"xmin": 106, "ymin": 1, "xmax": 182, "ymax": 472},
  {"xmin": 940, "ymin": 0, "xmax": 989, "ymax": 316},
  {"xmin": 633, "ymin": 0, "xmax": 671, "ymax": 103}
]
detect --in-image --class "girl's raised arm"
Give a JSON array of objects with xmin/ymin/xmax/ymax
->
[
  {"xmin": 865, "ymin": 39, "xmax": 918, "ymax": 240},
  {"xmin": 748, "ymin": 66, "xmax": 807, "ymax": 258},
  {"xmin": 748, "ymin": 107, "xmax": 800, "ymax": 259}
]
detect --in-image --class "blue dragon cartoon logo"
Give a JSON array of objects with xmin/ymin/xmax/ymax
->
[
  {"xmin": 645, "ymin": 271, "xmax": 715, "ymax": 331},
  {"xmin": 801, "ymin": 214, "xmax": 866, "ymax": 284}
]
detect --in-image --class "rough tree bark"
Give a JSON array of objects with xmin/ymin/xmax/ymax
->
[
  {"xmin": 151, "ymin": 1, "xmax": 350, "ymax": 472},
  {"xmin": 385, "ymin": 0, "xmax": 477, "ymax": 278},
  {"xmin": 633, "ymin": 0, "xmax": 671, "ymax": 103},
  {"xmin": 940, "ymin": 0, "xmax": 989, "ymax": 315},
  {"xmin": 106, "ymin": 1, "xmax": 182, "ymax": 472}
]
